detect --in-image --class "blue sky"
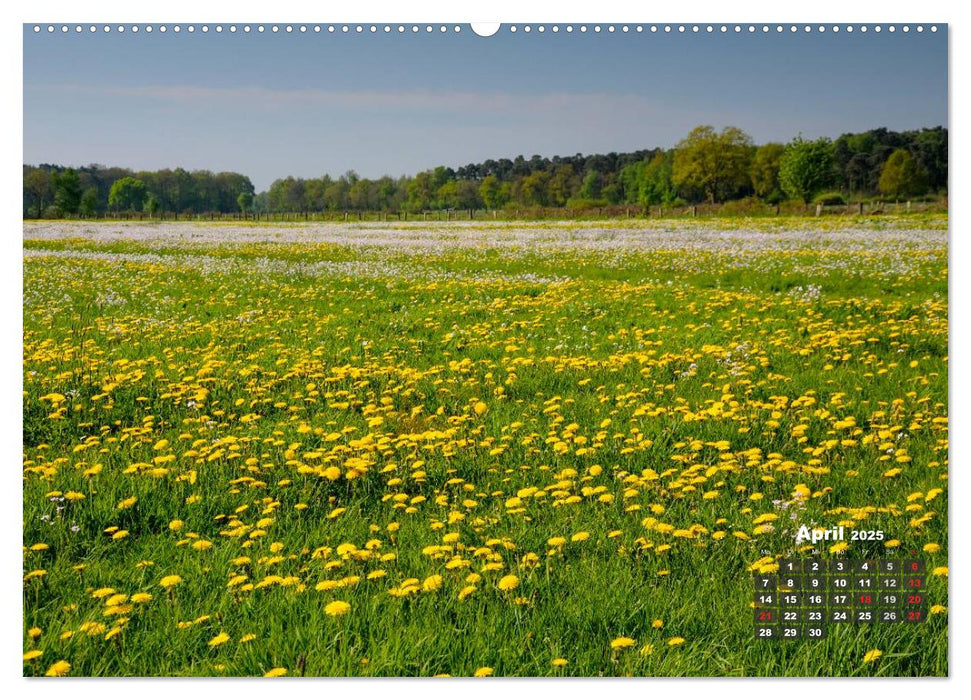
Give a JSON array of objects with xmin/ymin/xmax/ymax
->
[{"xmin": 23, "ymin": 25, "xmax": 948, "ymax": 191}]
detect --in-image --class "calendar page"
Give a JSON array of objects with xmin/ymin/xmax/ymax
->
[{"xmin": 19, "ymin": 12, "xmax": 948, "ymax": 682}]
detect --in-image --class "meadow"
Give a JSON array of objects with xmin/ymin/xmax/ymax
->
[{"xmin": 22, "ymin": 216, "xmax": 948, "ymax": 677}]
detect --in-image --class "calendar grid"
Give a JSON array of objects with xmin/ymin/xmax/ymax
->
[{"xmin": 754, "ymin": 558, "xmax": 927, "ymax": 640}]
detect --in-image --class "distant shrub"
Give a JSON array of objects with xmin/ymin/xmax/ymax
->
[
  {"xmin": 775, "ymin": 199, "xmax": 816, "ymax": 215},
  {"xmin": 813, "ymin": 191, "xmax": 846, "ymax": 206},
  {"xmin": 566, "ymin": 197, "xmax": 609, "ymax": 210},
  {"xmin": 718, "ymin": 197, "xmax": 773, "ymax": 216},
  {"xmin": 909, "ymin": 193, "xmax": 944, "ymax": 203}
]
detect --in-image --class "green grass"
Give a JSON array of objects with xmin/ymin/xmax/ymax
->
[{"xmin": 22, "ymin": 217, "xmax": 948, "ymax": 677}]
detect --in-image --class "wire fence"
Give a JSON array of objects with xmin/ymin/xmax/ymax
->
[{"xmin": 25, "ymin": 199, "xmax": 947, "ymax": 223}]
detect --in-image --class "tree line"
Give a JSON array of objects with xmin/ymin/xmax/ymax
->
[
  {"xmin": 23, "ymin": 125, "xmax": 946, "ymax": 218},
  {"xmin": 23, "ymin": 166, "xmax": 255, "ymax": 219}
]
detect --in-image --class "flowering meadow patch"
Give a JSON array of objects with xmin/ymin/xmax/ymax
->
[{"xmin": 22, "ymin": 217, "xmax": 947, "ymax": 676}]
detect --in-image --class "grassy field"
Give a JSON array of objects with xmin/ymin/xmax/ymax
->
[{"xmin": 22, "ymin": 216, "xmax": 948, "ymax": 677}]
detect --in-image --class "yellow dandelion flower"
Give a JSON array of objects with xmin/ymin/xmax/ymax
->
[
  {"xmin": 23, "ymin": 650, "xmax": 43, "ymax": 661},
  {"xmin": 863, "ymin": 649, "xmax": 883, "ymax": 664},
  {"xmin": 208, "ymin": 632, "xmax": 230, "ymax": 647},
  {"xmin": 610, "ymin": 636, "xmax": 636, "ymax": 650},
  {"xmin": 933, "ymin": 566, "xmax": 948, "ymax": 577},
  {"xmin": 639, "ymin": 643, "xmax": 655, "ymax": 656},
  {"xmin": 497, "ymin": 574, "xmax": 520, "ymax": 592},
  {"xmin": 473, "ymin": 666, "xmax": 493, "ymax": 677},
  {"xmin": 240, "ymin": 634, "xmax": 257, "ymax": 643},
  {"xmin": 160, "ymin": 575, "xmax": 183, "ymax": 588},
  {"xmin": 324, "ymin": 600, "xmax": 351, "ymax": 617},
  {"xmin": 422, "ymin": 575, "xmax": 443, "ymax": 592},
  {"xmin": 667, "ymin": 637, "xmax": 685, "ymax": 646},
  {"xmin": 264, "ymin": 667, "xmax": 287, "ymax": 677},
  {"xmin": 117, "ymin": 496, "xmax": 137, "ymax": 510},
  {"xmin": 323, "ymin": 466, "xmax": 341, "ymax": 481},
  {"xmin": 551, "ymin": 658, "xmax": 568, "ymax": 667},
  {"xmin": 45, "ymin": 660, "xmax": 71, "ymax": 676}
]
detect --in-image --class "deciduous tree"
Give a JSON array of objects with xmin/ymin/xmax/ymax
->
[
  {"xmin": 779, "ymin": 136, "xmax": 836, "ymax": 203},
  {"xmin": 878, "ymin": 149, "xmax": 929, "ymax": 199},
  {"xmin": 750, "ymin": 143, "xmax": 785, "ymax": 201},
  {"xmin": 80, "ymin": 188, "xmax": 99, "ymax": 217},
  {"xmin": 237, "ymin": 191, "xmax": 254, "ymax": 214},
  {"xmin": 108, "ymin": 177, "xmax": 147, "ymax": 212},
  {"xmin": 672, "ymin": 126, "xmax": 753, "ymax": 204},
  {"xmin": 53, "ymin": 168, "xmax": 82, "ymax": 215}
]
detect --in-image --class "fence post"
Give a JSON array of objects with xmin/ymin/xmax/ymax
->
[
  {"xmin": 859, "ymin": 202, "xmax": 864, "ymax": 215},
  {"xmin": 815, "ymin": 204, "xmax": 823, "ymax": 217}
]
